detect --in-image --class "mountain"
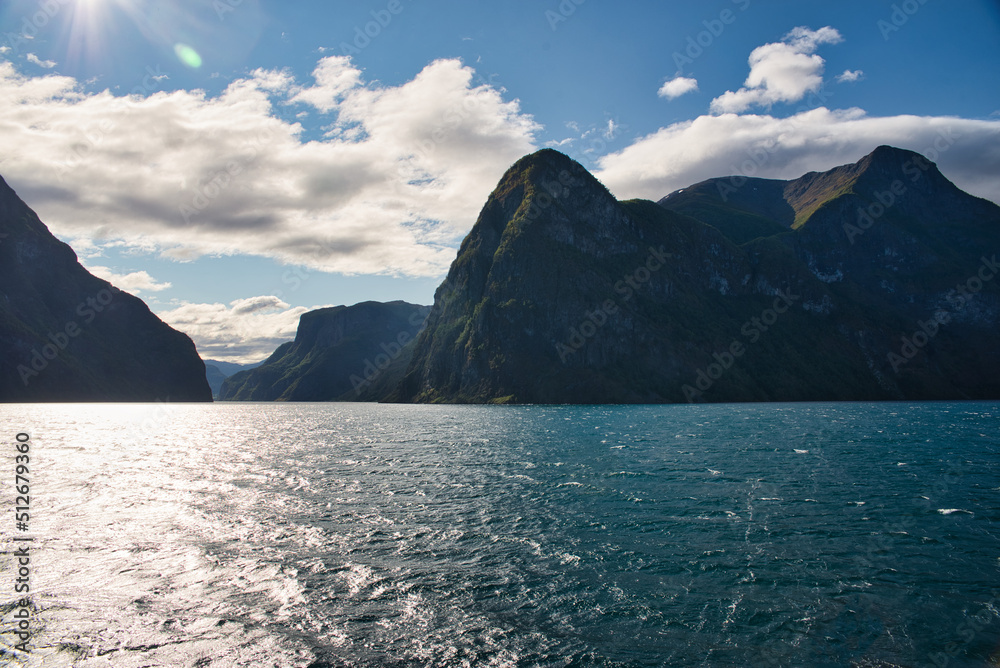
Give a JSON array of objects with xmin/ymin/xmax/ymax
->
[
  {"xmin": 391, "ymin": 147, "xmax": 1000, "ymax": 403},
  {"xmin": 205, "ymin": 364, "xmax": 228, "ymax": 399},
  {"xmin": 0, "ymin": 176, "xmax": 212, "ymax": 402},
  {"xmin": 203, "ymin": 359, "xmax": 264, "ymax": 398},
  {"xmin": 219, "ymin": 301, "xmax": 430, "ymax": 401},
  {"xmin": 204, "ymin": 359, "xmax": 264, "ymax": 377}
]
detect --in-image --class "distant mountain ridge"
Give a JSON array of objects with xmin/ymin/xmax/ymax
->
[
  {"xmin": 220, "ymin": 301, "xmax": 429, "ymax": 401},
  {"xmin": 205, "ymin": 359, "xmax": 264, "ymax": 377},
  {"xmin": 204, "ymin": 359, "xmax": 264, "ymax": 398},
  {"xmin": 0, "ymin": 176, "xmax": 212, "ymax": 402}
]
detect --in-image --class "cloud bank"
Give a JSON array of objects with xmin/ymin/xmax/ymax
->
[
  {"xmin": 156, "ymin": 296, "xmax": 317, "ymax": 362},
  {"xmin": 0, "ymin": 57, "xmax": 539, "ymax": 277},
  {"xmin": 596, "ymin": 108, "xmax": 1000, "ymax": 203},
  {"xmin": 86, "ymin": 265, "xmax": 172, "ymax": 294}
]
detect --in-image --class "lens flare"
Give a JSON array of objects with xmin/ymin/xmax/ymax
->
[{"xmin": 173, "ymin": 43, "xmax": 202, "ymax": 69}]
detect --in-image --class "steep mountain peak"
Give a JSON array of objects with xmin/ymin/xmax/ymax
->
[
  {"xmin": 862, "ymin": 144, "xmax": 927, "ymax": 167},
  {"xmin": 490, "ymin": 148, "xmax": 614, "ymax": 212},
  {"xmin": 508, "ymin": 147, "xmax": 581, "ymax": 172},
  {"xmin": 847, "ymin": 144, "xmax": 946, "ymax": 186},
  {"xmin": 441, "ymin": 149, "xmax": 635, "ymax": 312},
  {"xmin": 783, "ymin": 145, "xmax": 955, "ymax": 229}
]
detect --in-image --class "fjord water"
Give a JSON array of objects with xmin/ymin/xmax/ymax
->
[{"xmin": 2, "ymin": 402, "xmax": 999, "ymax": 667}]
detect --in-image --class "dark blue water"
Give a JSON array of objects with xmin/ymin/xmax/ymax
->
[{"xmin": 3, "ymin": 402, "xmax": 999, "ymax": 666}]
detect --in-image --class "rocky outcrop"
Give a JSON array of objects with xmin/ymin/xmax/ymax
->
[{"xmin": 391, "ymin": 147, "xmax": 1000, "ymax": 403}]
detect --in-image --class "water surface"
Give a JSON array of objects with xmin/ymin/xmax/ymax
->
[{"xmin": 1, "ymin": 402, "xmax": 999, "ymax": 666}]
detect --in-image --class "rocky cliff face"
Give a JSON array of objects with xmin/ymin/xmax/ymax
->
[
  {"xmin": 220, "ymin": 301, "xmax": 430, "ymax": 401},
  {"xmin": 0, "ymin": 175, "xmax": 212, "ymax": 402},
  {"xmin": 392, "ymin": 147, "xmax": 1000, "ymax": 403}
]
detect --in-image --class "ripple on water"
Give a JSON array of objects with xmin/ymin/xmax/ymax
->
[{"xmin": 0, "ymin": 401, "xmax": 998, "ymax": 666}]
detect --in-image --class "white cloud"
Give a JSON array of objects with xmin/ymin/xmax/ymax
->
[
  {"xmin": 605, "ymin": 119, "xmax": 619, "ymax": 139},
  {"xmin": 658, "ymin": 76, "xmax": 699, "ymax": 100},
  {"xmin": 545, "ymin": 137, "xmax": 575, "ymax": 148},
  {"xmin": 230, "ymin": 295, "xmax": 287, "ymax": 315},
  {"xmin": 287, "ymin": 56, "xmax": 360, "ymax": 111},
  {"xmin": 157, "ymin": 296, "xmax": 321, "ymax": 363},
  {"xmin": 710, "ymin": 26, "xmax": 843, "ymax": 114},
  {"xmin": 836, "ymin": 69, "xmax": 864, "ymax": 83},
  {"xmin": 26, "ymin": 53, "xmax": 56, "ymax": 69},
  {"xmin": 0, "ymin": 57, "xmax": 539, "ymax": 278},
  {"xmin": 596, "ymin": 107, "xmax": 1000, "ymax": 204},
  {"xmin": 85, "ymin": 265, "xmax": 172, "ymax": 294}
]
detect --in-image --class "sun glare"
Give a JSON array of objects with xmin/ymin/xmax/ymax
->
[
  {"xmin": 62, "ymin": 0, "xmax": 210, "ymax": 72},
  {"xmin": 37, "ymin": 0, "xmax": 264, "ymax": 77}
]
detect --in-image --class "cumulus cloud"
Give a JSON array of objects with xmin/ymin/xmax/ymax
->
[
  {"xmin": 156, "ymin": 296, "xmax": 320, "ymax": 363},
  {"xmin": 85, "ymin": 266, "xmax": 172, "ymax": 294},
  {"xmin": 26, "ymin": 53, "xmax": 56, "ymax": 68},
  {"xmin": 230, "ymin": 295, "xmax": 288, "ymax": 315},
  {"xmin": 596, "ymin": 107, "xmax": 1000, "ymax": 204},
  {"xmin": 0, "ymin": 57, "xmax": 539, "ymax": 278},
  {"xmin": 836, "ymin": 69, "xmax": 864, "ymax": 83},
  {"xmin": 287, "ymin": 57, "xmax": 360, "ymax": 112},
  {"xmin": 710, "ymin": 26, "xmax": 843, "ymax": 114},
  {"xmin": 658, "ymin": 76, "xmax": 699, "ymax": 100}
]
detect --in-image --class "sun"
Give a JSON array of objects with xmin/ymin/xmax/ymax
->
[
  {"xmin": 59, "ymin": 0, "xmax": 126, "ymax": 70},
  {"xmin": 41, "ymin": 0, "xmax": 262, "ymax": 77},
  {"xmin": 62, "ymin": 0, "xmax": 206, "ymax": 71}
]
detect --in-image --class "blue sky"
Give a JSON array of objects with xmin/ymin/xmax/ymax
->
[{"xmin": 1, "ymin": 0, "xmax": 999, "ymax": 361}]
